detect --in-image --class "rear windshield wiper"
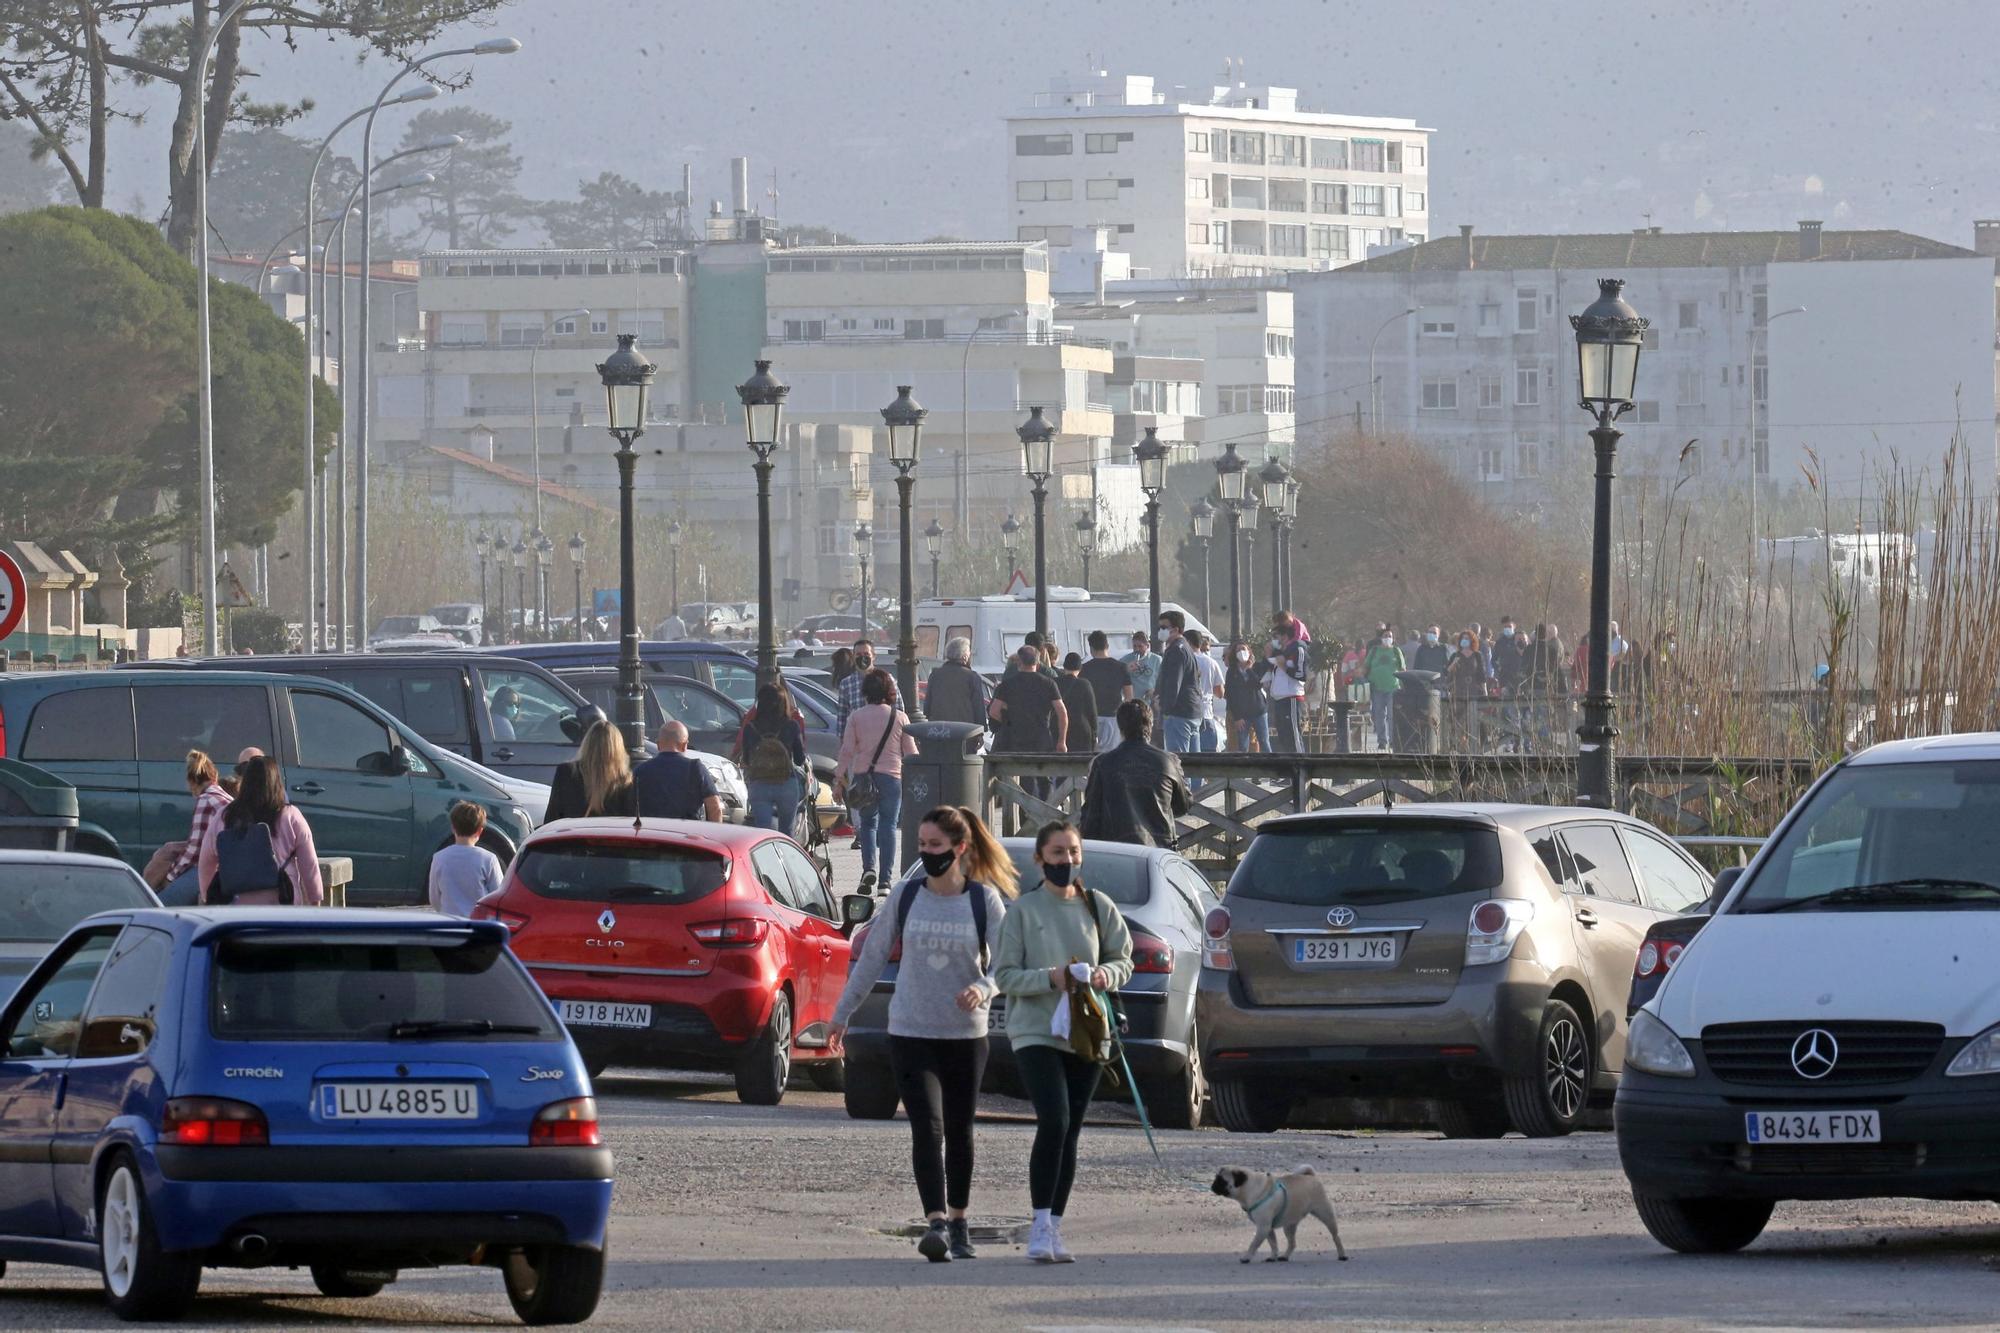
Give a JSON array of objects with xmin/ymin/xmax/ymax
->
[
  {"xmin": 387, "ymin": 1018, "xmax": 544, "ymax": 1039},
  {"xmin": 1753, "ymin": 878, "xmax": 2000, "ymax": 913}
]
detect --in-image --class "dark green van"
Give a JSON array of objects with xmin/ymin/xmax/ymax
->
[{"xmin": 0, "ymin": 670, "xmax": 536, "ymax": 904}]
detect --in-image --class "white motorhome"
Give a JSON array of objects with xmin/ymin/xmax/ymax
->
[{"xmin": 913, "ymin": 590, "xmax": 1217, "ymax": 675}]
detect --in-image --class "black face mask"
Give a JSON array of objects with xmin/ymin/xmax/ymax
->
[
  {"xmin": 919, "ymin": 848, "xmax": 958, "ymax": 878},
  {"xmin": 1041, "ymin": 861, "xmax": 1076, "ymax": 888}
]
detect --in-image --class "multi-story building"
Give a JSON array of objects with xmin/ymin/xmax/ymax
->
[
  {"xmin": 1007, "ymin": 70, "xmax": 1432, "ymax": 281},
  {"xmin": 1292, "ymin": 222, "xmax": 2000, "ymax": 504}
]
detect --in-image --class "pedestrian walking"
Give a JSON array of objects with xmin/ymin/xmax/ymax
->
[
  {"xmin": 428, "ymin": 801, "xmax": 505, "ymax": 916},
  {"xmin": 548, "ymin": 719, "xmax": 638, "ymax": 821},
  {"xmin": 1224, "ymin": 638, "xmax": 1272, "ymax": 752},
  {"xmin": 1267, "ymin": 610, "xmax": 1312, "ymax": 754},
  {"xmin": 1363, "ymin": 629, "xmax": 1405, "ymax": 751},
  {"xmin": 924, "ymin": 638, "xmax": 992, "ymax": 727},
  {"xmin": 1153, "ymin": 611, "xmax": 1204, "ymax": 755},
  {"xmin": 1524, "ymin": 623, "xmax": 1571, "ymax": 752},
  {"xmin": 635, "ymin": 720, "xmax": 723, "ymax": 822},
  {"xmin": 1056, "ymin": 653, "xmax": 1099, "ymax": 756},
  {"xmin": 148, "ymin": 750, "xmax": 230, "ymax": 906},
  {"xmin": 198, "ymin": 756, "xmax": 324, "ymax": 906},
  {"xmin": 994, "ymin": 820, "xmax": 1135, "ymax": 1263},
  {"xmin": 828, "ymin": 805, "xmax": 1017, "ymax": 1263},
  {"xmin": 1189, "ymin": 631, "xmax": 1226, "ymax": 753},
  {"xmin": 837, "ymin": 667, "xmax": 918, "ymax": 891},
  {"xmin": 1411, "ymin": 624, "xmax": 1450, "ymax": 674},
  {"xmin": 1077, "ymin": 630, "xmax": 1131, "ymax": 752},
  {"xmin": 1490, "ymin": 616, "xmax": 1528, "ymax": 749},
  {"xmin": 1442, "ymin": 629, "xmax": 1488, "ymax": 751},
  {"xmin": 1120, "ymin": 631, "xmax": 1161, "ymax": 708},
  {"xmin": 731, "ymin": 683, "xmax": 807, "ymax": 831},
  {"xmin": 1079, "ymin": 700, "xmax": 1192, "ymax": 847},
  {"xmin": 829, "ymin": 646, "xmax": 856, "ymax": 692},
  {"xmin": 989, "ymin": 644, "xmax": 1067, "ymax": 802},
  {"xmin": 835, "ymin": 640, "xmax": 877, "ymax": 735}
]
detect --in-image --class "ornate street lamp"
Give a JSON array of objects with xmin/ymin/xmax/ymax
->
[
  {"xmin": 598, "ymin": 333, "xmax": 657, "ymax": 750},
  {"xmin": 737, "ymin": 359, "xmax": 789, "ymax": 687},
  {"xmin": 881, "ymin": 385, "xmax": 927, "ymax": 710},
  {"xmin": 567, "ymin": 531, "xmax": 586, "ymax": 641},
  {"xmin": 473, "ymin": 528, "xmax": 491, "ymax": 635},
  {"xmin": 1259, "ymin": 456, "xmax": 1289, "ymax": 620},
  {"xmin": 1018, "ymin": 406, "xmax": 1056, "ymax": 643},
  {"xmin": 533, "ymin": 529, "xmax": 553, "ymax": 637},
  {"xmin": 854, "ymin": 520, "xmax": 873, "ymax": 641},
  {"xmin": 1073, "ymin": 509, "xmax": 1097, "ymax": 590},
  {"xmin": 924, "ymin": 518, "xmax": 945, "ymax": 599},
  {"xmin": 667, "ymin": 517, "xmax": 684, "ymax": 619},
  {"xmin": 1134, "ymin": 426, "xmax": 1170, "ymax": 635},
  {"xmin": 1213, "ymin": 441, "xmax": 1247, "ymax": 640},
  {"xmin": 1000, "ymin": 512, "xmax": 1022, "ymax": 581},
  {"xmin": 1281, "ymin": 477, "xmax": 1301, "ymax": 610},
  {"xmin": 1190, "ymin": 497, "xmax": 1215, "ymax": 628},
  {"xmin": 510, "ymin": 536, "xmax": 529, "ymax": 644},
  {"xmin": 1571, "ymin": 277, "xmax": 1647, "ymax": 808}
]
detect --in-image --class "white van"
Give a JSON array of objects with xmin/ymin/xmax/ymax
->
[
  {"xmin": 1617, "ymin": 733, "xmax": 2000, "ymax": 1253},
  {"xmin": 912, "ymin": 591, "xmax": 1217, "ymax": 675}
]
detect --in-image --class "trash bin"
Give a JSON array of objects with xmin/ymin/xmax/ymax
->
[
  {"xmin": 1393, "ymin": 670, "xmax": 1441, "ymax": 754},
  {"xmin": 900, "ymin": 721, "xmax": 988, "ymax": 873},
  {"xmin": 0, "ymin": 758, "xmax": 81, "ymax": 852}
]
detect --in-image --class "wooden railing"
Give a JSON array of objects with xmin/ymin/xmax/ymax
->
[{"xmin": 984, "ymin": 752, "xmax": 1820, "ymax": 886}]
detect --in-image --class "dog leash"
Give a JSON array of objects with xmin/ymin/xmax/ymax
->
[{"xmin": 1094, "ymin": 984, "xmax": 1165, "ymax": 1169}]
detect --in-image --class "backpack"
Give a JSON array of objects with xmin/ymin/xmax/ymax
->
[
  {"xmin": 891, "ymin": 877, "xmax": 989, "ymax": 968},
  {"xmin": 744, "ymin": 717, "xmax": 796, "ymax": 783},
  {"xmin": 209, "ymin": 820, "xmax": 296, "ymax": 906}
]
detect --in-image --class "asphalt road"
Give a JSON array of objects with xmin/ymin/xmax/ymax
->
[{"xmin": 5, "ymin": 1069, "xmax": 2000, "ymax": 1329}]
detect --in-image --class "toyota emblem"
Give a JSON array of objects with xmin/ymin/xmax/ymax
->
[
  {"xmin": 1327, "ymin": 906, "xmax": 1357, "ymax": 928},
  {"xmin": 1790, "ymin": 1028, "xmax": 1838, "ymax": 1080},
  {"xmin": 597, "ymin": 908, "xmax": 617, "ymax": 934}
]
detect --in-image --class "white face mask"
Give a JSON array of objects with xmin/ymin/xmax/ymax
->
[
  {"xmin": 1380, "ymin": 637, "xmax": 1393, "ymax": 646},
  {"xmin": 1235, "ymin": 650, "xmax": 1250, "ymax": 663}
]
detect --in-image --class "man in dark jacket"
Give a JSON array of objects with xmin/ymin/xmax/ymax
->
[
  {"xmin": 922, "ymin": 636, "xmax": 990, "ymax": 726},
  {"xmin": 1080, "ymin": 700, "xmax": 1192, "ymax": 847},
  {"xmin": 1152, "ymin": 609, "xmax": 1205, "ymax": 755},
  {"xmin": 1055, "ymin": 652, "xmax": 1099, "ymax": 754}
]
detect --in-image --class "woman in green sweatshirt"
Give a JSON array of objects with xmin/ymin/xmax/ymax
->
[{"xmin": 993, "ymin": 820, "xmax": 1134, "ymax": 1263}]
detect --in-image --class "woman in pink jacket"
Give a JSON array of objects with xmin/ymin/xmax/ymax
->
[
  {"xmin": 835, "ymin": 667, "xmax": 918, "ymax": 892},
  {"xmin": 198, "ymin": 756, "xmax": 325, "ymax": 906}
]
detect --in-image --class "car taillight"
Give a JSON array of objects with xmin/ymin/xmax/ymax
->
[
  {"xmin": 1635, "ymin": 941, "xmax": 1660, "ymax": 977},
  {"xmin": 1464, "ymin": 899, "xmax": 1533, "ymax": 967},
  {"xmin": 690, "ymin": 917, "xmax": 769, "ymax": 947},
  {"xmin": 160, "ymin": 1096, "xmax": 268, "ymax": 1146},
  {"xmin": 1130, "ymin": 929, "xmax": 1174, "ymax": 975},
  {"xmin": 1471, "ymin": 901, "xmax": 1508, "ymax": 935},
  {"xmin": 531, "ymin": 1096, "xmax": 600, "ymax": 1147},
  {"xmin": 1662, "ymin": 941, "xmax": 1685, "ymax": 970},
  {"xmin": 482, "ymin": 907, "xmax": 529, "ymax": 933},
  {"xmin": 1202, "ymin": 906, "xmax": 1233, "ymax": 971}
]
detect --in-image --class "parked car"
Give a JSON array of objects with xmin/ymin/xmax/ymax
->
[
  {"xmin": 476, "ymin": 819, "xmax": 850, "ymax": 1104},
  {"xmin": 368, "ymin": 614, "xmax": 445, "ymax": 645},
  {"xmin": 839, "ymin": 838, "xmax": 1219, "ymax": 1129},
  {"xmin": 669, "ymin": 603, "xmax": 748, "ymax": 639},
  {"xmin": 0, "ymin": 670, "xmax": 537, "ymax": 904},
  {"xmin": 496, "ymin": 641, "xmax": 760, "ymax": 708},
  {"xmin": 0, "ymin": 851, "xmax": 158, "ymax": 997},
  {"xmin": 790, "ymin": 614, "xmax": 887, "ymax": 647},
  {"xmin": 1626, "ymin": 871, "xmax": 1729, "ymax": 1015},
  {"xmin": 429, "ymin": 602, "xmax": 487, "ymax": 646},
  {"xmin": 1618, "ymin": 736, "xmax": 2000, "ymax": 1254},
  {"xmin": 1196, "ymin": 804, "xmax": 1714, "ymax": 1138},
  {"xmin": 0, "ymin": 907, "xmax": 610, "ymax": 1322}
]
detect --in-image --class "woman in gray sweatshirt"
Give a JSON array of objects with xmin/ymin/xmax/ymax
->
[{"xmin": 831, "ymin": 805, "xmax": 1016, "ymax": 1263}]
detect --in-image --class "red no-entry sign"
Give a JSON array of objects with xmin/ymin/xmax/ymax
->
[{"xmin": 0, "ymin": 552, "xmax": 24, "ymax": 643}]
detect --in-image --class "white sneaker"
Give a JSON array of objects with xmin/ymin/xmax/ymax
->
[
  {"xmin": 1025, "ymin": 1216, "xmax": 1055, "ymax": 1263},
  {"xmin": 1048, "ymin": 1215, "xmax": 1075, "ymax": 1263}
]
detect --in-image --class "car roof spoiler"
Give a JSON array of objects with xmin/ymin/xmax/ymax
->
[{"xmin": 189, "ymin": 916, "xmax": 508, "ymax": 947}]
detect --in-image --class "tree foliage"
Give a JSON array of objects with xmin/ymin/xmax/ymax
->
[
  {"xmin": 0, "ymin": 119, "xmax": 61, "ymax": 213},
  {"xmin": 389, "ymin": 105, "xmax": 521, "ymax": 249},
  {"xmin": 538, "ymin": 171, "xmax": 679, "ymax": 249},
  {"xmin": 208, "ymin": 124, "xmax": 358, "ymax": 256}
]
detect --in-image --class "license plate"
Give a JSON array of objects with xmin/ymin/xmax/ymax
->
[
  {"xmin": 1743, "ymin": 1109, "xmax": 1881, "ymax": 1144},
  {"xmin": 319, "ymin": 1082, "xmax": 479, "ymax": 1121},
  {"xmin": 1293, "ymin": 935, "xmax": 1399, "ymax": 966},
  {"xmin": 559, "ymin": 1000, "xmax": 652, "ymax": 1029}
]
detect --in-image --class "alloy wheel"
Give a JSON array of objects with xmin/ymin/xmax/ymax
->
[
  {"xmin": 1544, "ymin": 1015, "xmax": 1587, "ymax": 1120},
  {"xmin": 101, "ymin": 1167, "xmax": 140, "ymax": 1298},
  {"xmin": 771, "ymin": 996, "xmax": 793, "ymax": 1088}
]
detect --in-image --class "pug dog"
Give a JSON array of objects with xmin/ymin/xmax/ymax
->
[{"xmin": 1210, "ymin": 1164, "xmax": 1349, "ymax": 1264}]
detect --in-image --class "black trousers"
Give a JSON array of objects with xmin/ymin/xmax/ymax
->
[
  {"xmin": 1014, "ymin": 1044, "xmax": 1103, "ymax": 1215},
  {"xmin": 889, "ymin": 1035, "xmax": 988, "ymax": 1216}
]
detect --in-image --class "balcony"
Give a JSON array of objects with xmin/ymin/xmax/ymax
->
[
  {"xmin": 769, "ymin": 330, "xmax": 1108, "ymax": 350},
  {"xmin": 389, "ymin": 336, "xmax": 681, "ymax": 353}
]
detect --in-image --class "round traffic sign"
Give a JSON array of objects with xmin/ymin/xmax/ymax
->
[{"xmin": 0, "ymin": 551, "xmax": 23, "ymax": 643}]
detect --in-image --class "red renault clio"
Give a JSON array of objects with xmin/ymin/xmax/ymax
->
[{"xmin": 475, "ymin": 819, "xmax": 853, "ymax": 1104}]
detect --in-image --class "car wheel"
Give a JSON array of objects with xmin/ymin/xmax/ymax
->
[
  {"xmin": 1433, "ymin": 1097, "xmax": 1512, "ymax": 1139},
  {"xmin": 1503, "ymin": 998, "xmax": 1591, "ymax": 1137},
  {"xmin": 1146, "ymin": 1031, "xmax": 1208, "ymax": 1132},
  {"xmin": 311, "ymin": 1264, "xmax": 388, "ymax": 1298},
  {"xmin": 1211, "ymin": 1075, "xmax": 1291, "ymax": 1134},
  {"xmin": 734, "ymin": 991, "xmax": 792, "ymax": 1105},
  {"xmin": 502, "ymin": 1243, "xmax": 606, "ymax": 1325},
  {"xmin": 98, "ymin": 1153, "xmax": 201, "ymax": 1320},
  {"xmin": 582, "ymin": 1053, "xmax": 612, "ymax": 1081},
  {"xmin": 805, "ymin": 1059, "xmax": 845, "ymax": 1092},
  {"xmin": 1632, "ymin": 1192, "xmax": 1773, "ymax": 1254},
  {"xmin": 842, "ymin": 1058, "xmax": 900, "ymax": 1119}
]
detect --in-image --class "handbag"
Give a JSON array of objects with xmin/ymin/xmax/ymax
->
[{"xmin": 844, "ymin": 711, "xmax": 897, "ymax": 811}]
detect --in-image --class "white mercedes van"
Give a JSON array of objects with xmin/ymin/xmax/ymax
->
[{"xmin": 1616, "ymin": 734, "xmax": 2000, "ymax": 1253}]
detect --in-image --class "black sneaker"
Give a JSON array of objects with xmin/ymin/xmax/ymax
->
[
  {"xmin": 948, "ymin": 1217, "xmax": 977, "ymax": 1260},
  {"xmin": 917, "ymin": 1219, "xmax": 951, "ymax": 1263},
  {"xmin": 859, "ymin": 870, "xmax": 878, "ymax": 893}
]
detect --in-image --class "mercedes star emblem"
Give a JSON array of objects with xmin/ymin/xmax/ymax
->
[
  {"xmin": 1327, "ymin": 906, "xmax": 1357, "ymax": 928},
  {"xmin": 1790, "ymin": 1028, "xmax": 1839, "ymax": 1080},
  {"xmin": 597, "ymin": 908, "xmax": 617, "ymax": 934}
]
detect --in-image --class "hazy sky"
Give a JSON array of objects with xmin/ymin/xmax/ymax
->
[{"xmin": 98, "ymin": 0, "xmax": 1999, "ymax": 251}]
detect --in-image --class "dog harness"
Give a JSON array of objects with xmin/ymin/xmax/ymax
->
[{"xmin": 1248, "ymin": 1179, "xmax": 1289, "ymax": 1218}]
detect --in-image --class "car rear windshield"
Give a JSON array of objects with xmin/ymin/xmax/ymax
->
[
  {"xmin": 1003, "ymin": 849, "xmax": 1148, "ymax": 906},
  {"xmin": 210, "ymin": 933, "xmax": 559, "ymax": 1041},
  {"xmin": 1233, "ymin": 820, "xmax": 1503, "ymax": 905},
  {"xmin": 0, "ymin": 867, "xmax": 152, "ymax": 942},
  {"xmin": 514, "ymin": 840, "xmax": 728, "ymax": 906}
]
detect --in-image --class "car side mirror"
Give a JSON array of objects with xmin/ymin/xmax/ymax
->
[
  {"xmin": 1706, "ymin": 865, "xmax": 1742, "ymax": 911},
  {"xmin": 841, "ymin": 893, "xmax": 876, "ymax": 928}
]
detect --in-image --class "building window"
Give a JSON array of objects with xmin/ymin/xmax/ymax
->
[
  {"xmin": 1265, "ymin": 386, "xmax": 1294, "ymax": 413},
  {"xmin": 873, "ymin": 317, "xmax": 895, "ymax": 331},
  {"xmin": 1270, "ymin": 134, "xmax": 1305, "ymax": 167},
  {"xmin": 1310, "ymin": 182, "xmax": 1347, "ymax": 214},
  {"xmin": 1515, "ymin": 440, "xmax": 1540, "ymax": 476},
  {"xmin": 1188, "ymin": 222, "xmax": 1210, "ymax": 245},
  {"xmin": 1266, "ymin": 332, "xmax": 1293, "ymax": 357},
  {"xmin": 1269, "ymin": 179, "xmax": 1306, "ymax": 212},
  {"xmin": 1420, "ymin": 317, "xmax": 1457, "ymax": 336},
  {"xmin": 1478, "ymin": 445, "xmax": 1505, "ymax": 481},
  {"xmin": 1385, "ymin": 186, "xmax": 1402, "ymax": 217},
  {"xmin": 1227, "ymin": 130, "xmax": 1265, "ymax": 164},
  {"xmin": 1515, "ymin": 365, "xmax": 1540, "ymax": 406},
  {"xmin": 1351, "ymin": 138, "xmax": 1386, "ymax": 172},
  {"xmin": 782, "ymin": 319, "xmax": 824, "ymax": 342},
  {"xmin": 1421, "ymin": 377, "xmax": 1458, "ymax": 411},
  {"xmin": 1407, "ymin": 190, "xmax": 1426, "ymax": 212},
  {"xmin": 627, "ymin": 313, "xmax": 666, "ymax": 342},
  {"xmin": 1754, "ymin": 426, "xmax": 1769, "ymax": 476},
  {"xmin": 903, "ymin": 318, "xmax": 945, "ymax": 340},
  {"xmin": 1086, "ymin": 177, "xmax": 1120, "ymax": 200},
  {"xmin": 1409, "ymin": 144, "xmax": 1426, "ymax": 169},
  {"xmin": 1270, "ymin": 224, "xmax": 1306, "ymax": 257},
  {"xmin": 1676, "ymin": 368, "xmax": 1703, "ymax": 406},
  {"xmin": 1085, "ymin": 131, "xmax": 1132, "ymax": 153},
  {"xmin": 1752, "ymin": 360, "xmax": 1768, "ymax": 402},
  {"xmin": 1188, "ymin": 130, "xmax": 1209, "ymax": 153},
  {"xmin": 1478, "ymin": 303, "xmax": 1500, "ymax": 331},
  {"xmin": 1635, "ymin": 401, "xmax": 1660, "ymax": 422},
  {"xmin": 1310, "ymin": 137, "xmax": 1347, "ymax": 169},
  {"xmin": 1677, "ymin": 300, "xmax": 1699, "ymax": 330},
  {"xmin": 1309, "ymin": 224, "xmax": 1348, "ymax": 260},
  {"xmin": 1016, "ymin": 133, "xmax": 1072, "ymax": 155},
  {"xmin": 1385, "ymin": 141, "xmax": 1403, "ymax": 172},
  {"xmin": 1752, "ymin": 285, "xmax": 1768, "ymax": 325},
  {"xmin": 551, "ymin": 316, "xmax": 579, "ymax": 335},
  {"xmin": 1349, "ymin": 184, "xmax": 1386, "ymax": 216},
  {"xmin": 1641, "ymin": 327, "xmax": 1660, "ymax": 351},
  {"xmin": 1228, "ymin": 177, "xmax": 1266, "ymax": 210},
  {"xmin": 1479, "ymin": 376, "xmax": 1503, "ymax": 408},
  {"xmin": 1516, "ymin": 288, "xmax": 1539, "ymax": 333},
  {"xmin": 1016, "ymin": 224, "xmax": 1073, "ymax": 245},
  {"xmin": 1016, "ymin": 179, "xmax": 1073, "ymax": 202},
  {"xmin": 1187, "ymin": 176, "xmax": 1210, "ymax": 200},
  {"xmin": 1218, "ymin": 385, "xmax": 1255, "ymax": 414},
  {"xmin": 838, "ymin": 317, "xmax": 858, "ymax": 331}
]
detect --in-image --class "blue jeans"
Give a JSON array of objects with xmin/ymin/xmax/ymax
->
[
  {"xmin": 160, "ymin": 865, "xmax": 201, "ymax": 906},
  {"xmin": 1370, "ymin": 690, "xmax": 1396, "ymax": 751},
  {"xmin": 1164, "ymin": 714, "xmax": 1201, "ymax": 754},
  {"xmin": 1232, "ymin": 712, "xmax": 1272, "ymax": 752},
  {"xmin": 746, "ymin": 775, "xmax": 801, "ymax": 834},
  {"xmin": 1270, "ymin": 696, "xmax": 1304, "ymax": 754},
  {"xmin": 855, "ymin": 772, "xmax": 903, "ymax": 879},
  {"xmin": 1198, "ymin": 718, "xmax": 1221, "ymax": 752}
]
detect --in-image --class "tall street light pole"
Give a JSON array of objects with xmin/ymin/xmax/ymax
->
[
  {"xmin": 473, "ymin": 528, "xmax": 489, "ymax": 630},
  {"xmin": 737, "ymin": 360, "xmax": 789, "ymax": 687},
  {"xmin": 1570, "ymin": 278, "xmax": 1648, "ymax": 809},
  {"xmin": 511, "ymin": 537, "xmax": 528, "ymax": 643},
  {"xmin": 1000, "ymin": 513, "xmax": 1021, "ymax": 594},
  {"xmin": 1074, "ymin": 509, "xmax": 1096, "ymax": 590},
  {"xmin": 1281, "ymin": 477, "xmax": 1301, "ymax": 610},
  {"xmin": 881, "ymin": 386, "xmax": 927, "ymax": 710},
  {"xmin": 568, "ymin": 532, "xmax": 586, "ymax": 641},
  {"xmin": 924, "ymin": 519, "xmax": 944, "ymax": 599},
  {"xmin": 1018, "ymin": 406, "xmax": 1055, "ymax": 644},
  {"xmin": 1213, "ymin": 442, "xmax": 1246, "ymax": 640},
  {"xmin": 1134, "ymin": 427, "xmax": 1169, "ymax": 635},
  {"xmin": 599, "ymin": 334, "xmax": 658, "ymax": 752},
  {"xmin": 1190, "ymin": 497, "xmax": 1215, "ymax": 628},
  {"xmin": 854, "ymin": 522, "xmax": 874, "ymax": 647},
  {"xmin": 534, "ymin": 531, "xmax": 553, "ymax": 637},
  {"xmin": 356, "ymin": 36, "xmax": 520, "ymax": 652},
  {"xmin": 529, "ymin": 308, "xmax": 590, "ymax": 534},
  {"xmin": 1747, "ymin": 304, "xmax": 1806, "ymax": 547},
  {"xmin": 1259, "ymin": 455, "xmax": 1290, "ymax": 620},
  {"xmin": 667, "ymin": 518, "xmax": 684, "ymax": 617},
  {"xmin": 1368, "ymin": 305, "xmax": 1420, "ymax": 439}
]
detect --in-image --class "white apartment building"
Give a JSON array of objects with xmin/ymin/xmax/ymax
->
[
  {"xmin": 1007, "ymin": 70, "xmax": 1433, "ymax": 280},
  {"xmin": 1292, "ymin": 222, "xmax": 2000, "ymax": 504}
]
